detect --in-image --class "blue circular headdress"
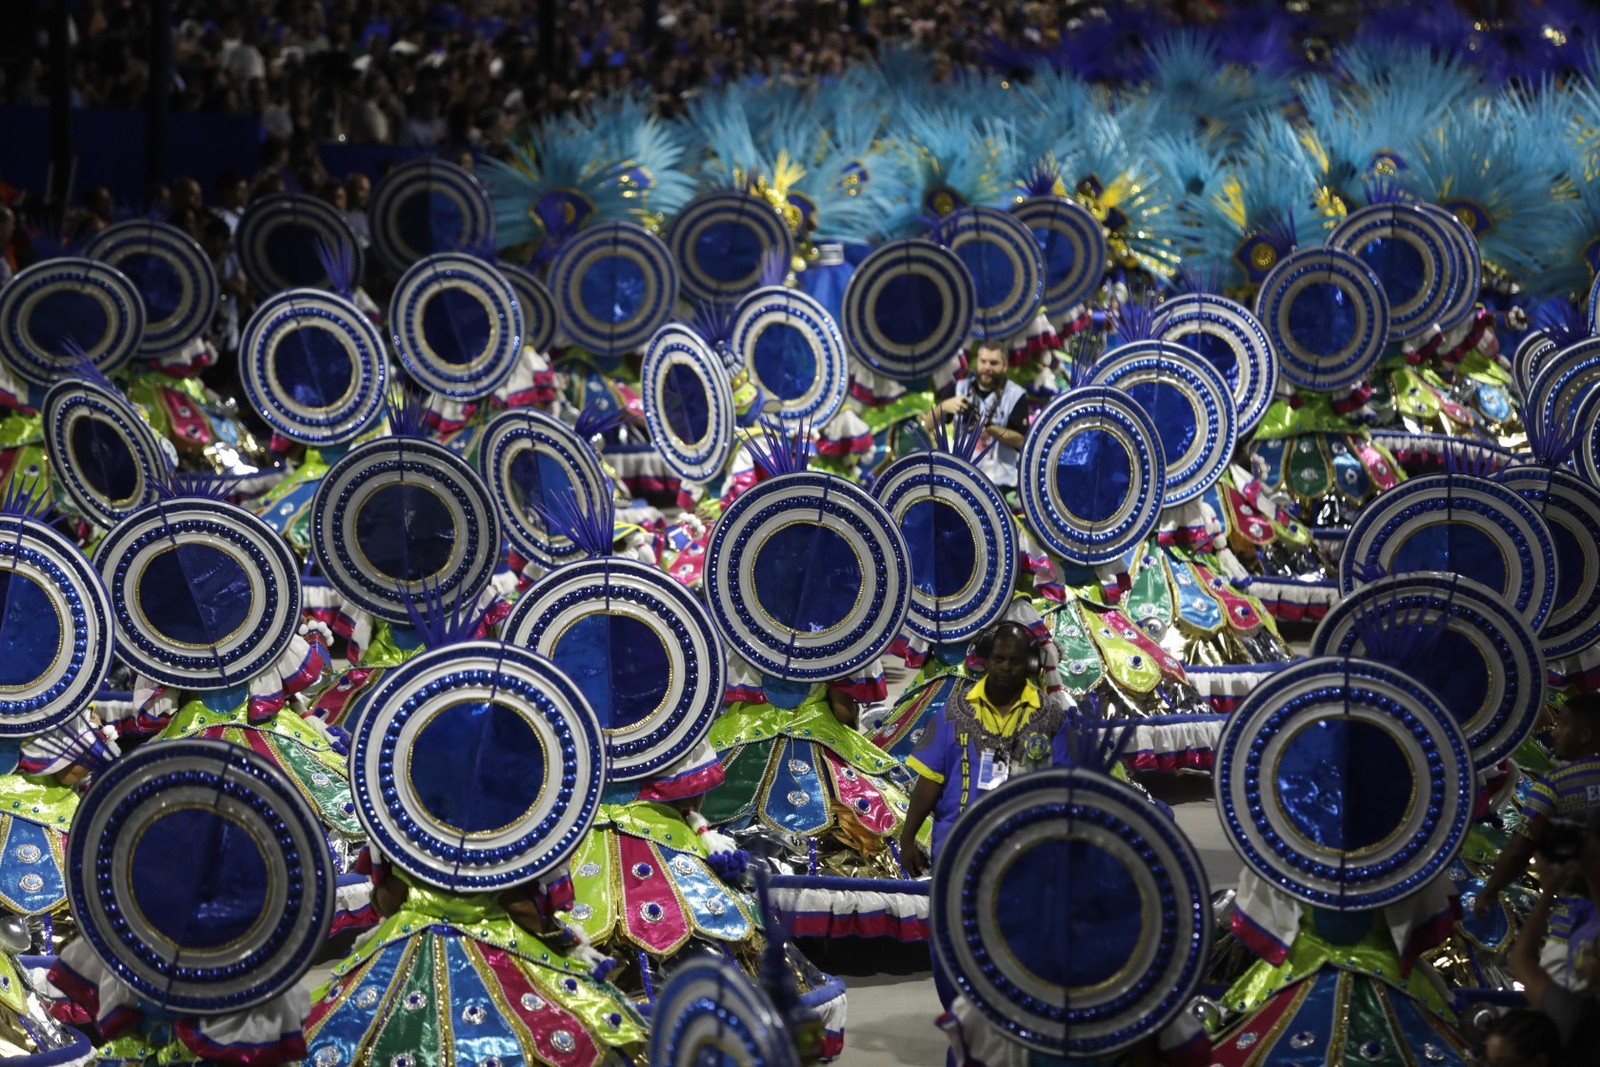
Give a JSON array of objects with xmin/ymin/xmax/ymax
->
[
  {"xmin": 237, "ymin": 193, "xmax": 365, "ymax": 294},
  {"xmin": 66, "ymin": 739, "xmax": 335, "ymax": 1013},
  {"xmin": 43, "ymin": 376, "xmax": 173, "ymax": 529},
  {"xmin": 84, "ymin": 220, "xmax": 218, "ymax": 361},
  {"xmin": 369, "ymin": 158, "xmax": 496, "ymax": 276},
  {"xmin": 840, "ymin": 238, "xmax": 975, "ymax": 382},
  {"xmin": 0, "ymin": 258, "xmax": 145, "ymax": 384},
  {"xmin": 668, "ymin": 190, "xmax": 796, "ymax": 305},
  {"xmin": 389, "ymin": 253, "xmax": 524, "ymax": 400},
  {"xmin": 932, "ymin": 768, "xmax": 1212, "ymax": 1056},
  {"xmin": 1254, "ymin": 245, "xmax": 1389, "ymax": 393},
  {"xmin": 348, "ymin": 641, "xmax": 606, "ymax": 891}
]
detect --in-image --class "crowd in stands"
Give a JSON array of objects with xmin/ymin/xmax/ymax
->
[{"xmin": 1, "ymin": 2, "xmax": 1375, "ymax": 151}]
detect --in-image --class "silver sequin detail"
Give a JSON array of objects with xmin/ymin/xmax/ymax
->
[
  {"xmin": 550, "ymin": 1031, "xmax": 576, "ymax": 1053},
  {"xmin": 354, "ymin": 987, "xmax": 380, "ymax": 1009},
  {"xmin": 787, "ymin": 758, "xmax": 810, "ymax": 776},
  {"xmin": 1288, "ymin": 1032, "xmax": 1316, "ymax": 1050},
  {"xmin": 480, "ymin": 1059, "xmax": 502, "ymax": 1067},
  {"xmin": 786, "ymin": 790, "xmax": 810, "ymax": 807},
  {"xmin": 1359, "ymin": 1041, "xmax": 1385, "ymax": 1062},
  {"xmin": 13, "ymin": 844, "xmax": 41, "ymax": 864},
  {"xmin": 392, "ymin": 1056, "xmax": 414, "ymax": 1067},
  {"xmin": 311, "ymin": 773, "xmax": 331, "ymax": 787},
  {"xmin": 640, "ymin": 902, "xmax": 665, "ymax": 923},
  {"xmin": 571, "ymin": 903, "xmax": 594, "ymax": 920},
  {"xmin": 577, "ymin": 862, "xmax": 601, "ymax": 878},
  {"xmin": 314, "ymin": 1048, "xmax": 341, "ymax": 1067},
  {"xmin": 462, "ymin": 1005, "xmax": 487, "ymax": 1025},
  {"xmin": 631, "ymin": 862, "xmax": 653, "ymax": 878},
  {"xmin": 521, "ymin": 993, "xmax": 545, "ymax": 1011},
  {"xmin": 1235, "ymin": 1034, "xmax": 1257, "ymax": 1049},
  {"xmin": 17, "ymin": 874, "xmax": 43, "ymax": 893},
  {"xmin": 403, "ymin": 991, "xmax": 427, "ymax": 1011},
  {"xmin": 672, "ymin": 856, "xmax": 696, "ymax": 876},
  {"xmin": 1422, "ymin": 1045, "xmax": 1446, "ymax": 1063},
  {"xmin": 706, "ymin": 899, "xmax": 726, "ymax": 916}
]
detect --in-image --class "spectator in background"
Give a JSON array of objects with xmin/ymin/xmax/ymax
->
[
  {"xmin": 0, "ymin": 206, "xmax": 16, "ymax": 289},
  {"xmin": 344, "ymin": 173, "xmax": 372, "ymax": 249},
  {"xmin": 214, "ymin": 170, "xmax": 249, "ymax": 236},
  {"xmin": 201, "ymin": 214, "xmax": 244, "ymax": 358},
  {"xmin": 171, "ymin": 176, "xmax": 203, "ymax": 218},
  {"xmin": 316, "ymin": 179, "xmax": 346, "ymax": 213}
]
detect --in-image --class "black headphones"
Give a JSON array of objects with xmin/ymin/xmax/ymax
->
[{"xmin": 971, "ymin": 620, "xmax": 1043, "ymax": 675}]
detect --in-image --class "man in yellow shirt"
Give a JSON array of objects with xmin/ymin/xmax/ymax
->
[
  {"xmin": 897, "ymin": 621, "xmax": 1063, "ymax": 876},
  {"xmin": 895, "ymin": 620, "xmax": 1065, "ymax": 1060}
]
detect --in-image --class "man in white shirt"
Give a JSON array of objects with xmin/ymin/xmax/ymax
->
[{"xmin": 927, "ymin": 341, "xmax": 1033, "ymax": 492}]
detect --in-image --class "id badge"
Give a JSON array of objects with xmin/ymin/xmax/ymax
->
[{"xmin": 977, "ymin": 749, "xmax": 1010, "ymax": 791}]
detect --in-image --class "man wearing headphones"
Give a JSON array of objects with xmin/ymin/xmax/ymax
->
[
  {"xmin": 897, "ymin": 620, "xmax": 1066, "ymax": 1051},
  {"xmin": 897, "ymin": 620, "xmax": 1063, "ymax": 877}
]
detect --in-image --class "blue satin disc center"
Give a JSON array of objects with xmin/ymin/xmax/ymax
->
[
  {"xmin": 509, "ymin": 451, "xmax": 579, "ymax": 527},
  {"xmin": 1176, "ymin": 330, "xmax": 1241, "ymax": 390},
  {"xmin": 264, "ymin": 222, "xmax": 327, "ymax": 286},
  {"xmin": 1389, "ymin": 524, "xmax": 1507, "ymax": 594},
  {"xmin": 875, "ymin": 274, "xmax": 943, "ymax": 346},
  {"xmin": 71, "ymin": 416, "xmax": 139, "ymax": 501},
  {"xmin": 1036, "ymin": 228, "xmax": 1081, "ymax": 289},
  {"xmin": 119, "ymin": 252, "xmax": 182, "ymax": 321},
  {"xmin": 1275, "ymin": 718, "xmax": 1413, "ymax": 853},
  {"xmin": 902, "ymin": 498, "xmax": 977, "ymax": 599},
  {"xmin": 957, "ymin": 239, "xmax": 1016, "ymax": 311},
  {"xmin": 411, "ymin": 701, "xmax": 544, "ymax": 833},
  {"xmin": 355, "ymin": 484, "xmax": 456, "ymax": 581},
  {"xmin": 275, "ymin": 325, "xmax": 355, "ymax": 409},
  {"xmin": 580, "ymin": 255, "xmax": 645, "ymax": 323},
  {"xmin": 997, "ymin": 838, "xmax": 1142, "ymax": 989},
  {"xmin": 752, "ymin": 523, "xmax": 861, "ymax": 633},
  {"xmin": 1391, "ymin": 626, "xmax": 1491, "ymax": 732},
  {"xmin": 751, "ymin": 322, "xmax": 817, "ymax": 401},
  {"xmin": 1287, "ymin": 281, "xmax": 1358, "ymax": 357},
  {"xmin": 0, "ymin": 572, "xmax": 62, "ymax": 688},
  {"xmin": 1357, "ymin": 237, "xmax": 1425, "ymax": 308},
  {"xmin": 1124, "ymin": 380, "xmax": 1198, "ymax": 471},
  {"xmin": 1054, "ymin": 427, "xmax": 1132, "ymax": 525},
  {"xmin": 32, "ymin": 290, "xmax": 109, "ymax": 353},
  {"xmin": 553, "ymin": 612, "xmax": 672, "ymax": 731},
  {"xmin": 138, "ymin": 545, "xmax": 252, "ymax": 646},
  {"xmin": 694, "ymin": 219, "xmax": 761, "ymax": 284},
  {"xmin": 662, "ymin": 363, "xmax": 711, "ymax": 443},
  {"xmin": 1547, "ymin": 515, "xmax": 1586, "ymax": 613},
  {"xmin": 131, "ymin": 807, "xmax": 270, "ymax": 950},
  {"xmin": 421, "ymin": 288, "xmax": 491, "ymax": 366},
  {"xmin": 397, "ymin": 191, "xmax": 467, "ymax": 256}
]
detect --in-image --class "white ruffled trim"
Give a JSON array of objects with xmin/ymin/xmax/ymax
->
[
  {"xmin": 1122, "ymin": 717, "xmax": 1225, "ymax": 765},
  {"xmin": 771, "ymin": 884, "xmax": 928, "ymax": 930},
  {"xmin": 18, "ymin": 711, "xmax": 117, "ymax": 774},
  {"xmin": 1184, "ymin": 665, "xmax": 1289, "ymax": 703}
]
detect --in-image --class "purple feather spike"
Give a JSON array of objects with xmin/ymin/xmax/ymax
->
[
  {"xmin": 1063, "ymin": 332, "xmax": 1104, "ymax": 390},
  {"xmin": 398, "ymin": 576, "xmax": 495, "ymax": 651},
  {"xmin": 385, "ymin": 384, "xmax": 433, "ymax": 440},
  {"xmin": 741, "ymin": 419, "xmax": 812, "ymax": 476},
  {"xmin": 1171, "ymin": 262, "xmax": 1225, "ymax": 298},
  {"xmin": 573, "ymin": 398, "xmax": 630, "ymax": 441},
  {"xmin": 1020, "ymin": 160, "xmax": 1063, "ymax": 198},
  {"xmin": 1524, "ymin": 409, "xmax": 1581, "ymax": 469},
  {"xmin": 1442, "ymin": 445, "xmax": 1502, "ymax": 480},
  {"xmin": 758, "ymin": 248, "xmax": 790, "ymax": 289},
  {"xmin": 154, "ymin": 470, "xmax": 245, "ymax": 502},
  {"xmin": 528, "ymin": 483, "xmax": 617, "ymax": 559},
  {"xmin": 1532, "ymin": 299, "xmax": 1592, "ymax": 351},
  {"xmin": 1348, "ymin": 590, "xmax": 1451, "ymax": 669},
  {"xmin": 1361, "ymin": 174, "xmax": 1413, "ymax": 206},
  {"xmin": 1057, "ymin": 703, "xmax": 1134, "ymax": 775},
  {"xmin": 314, "ymin": 236, "xmax": 357, "ymax": 298},
  {"xmin": 1111, "ymin": 289, "xmax": 1162, "ymax": 343},
  {"xmin": 0, "ymin": 476, "xmax": 53, "ymax": 521}
]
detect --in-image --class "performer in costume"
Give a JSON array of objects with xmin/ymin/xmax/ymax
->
[
  {"xmin": 49, "ymin": 740, "xmax": 335, "ymax": 1066},
  {"xmin": 0, "ymin": 480, "xmax": 118, "ymax": 963},
  {"xmin": 1204, "ymin": 657, "xmax": 1476, "ymax": 1064},
  {"xmin": 496, "ymin": 483, "xmax": 848, "ymax": 1058},
  {"xmin": 303, "ymin": 632, "xmax": 647, "ymax": 1067},
  {"xmin": 90, "ymin": 483, "xmax": 371, "ymax": 943},
  {"xmin": 698, "ymin": 426, "xmax": 932, "ymax": 948},
  {"xmin": 926, "ymin": 726, "xmax": 1213, "ymax": 1067}
]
